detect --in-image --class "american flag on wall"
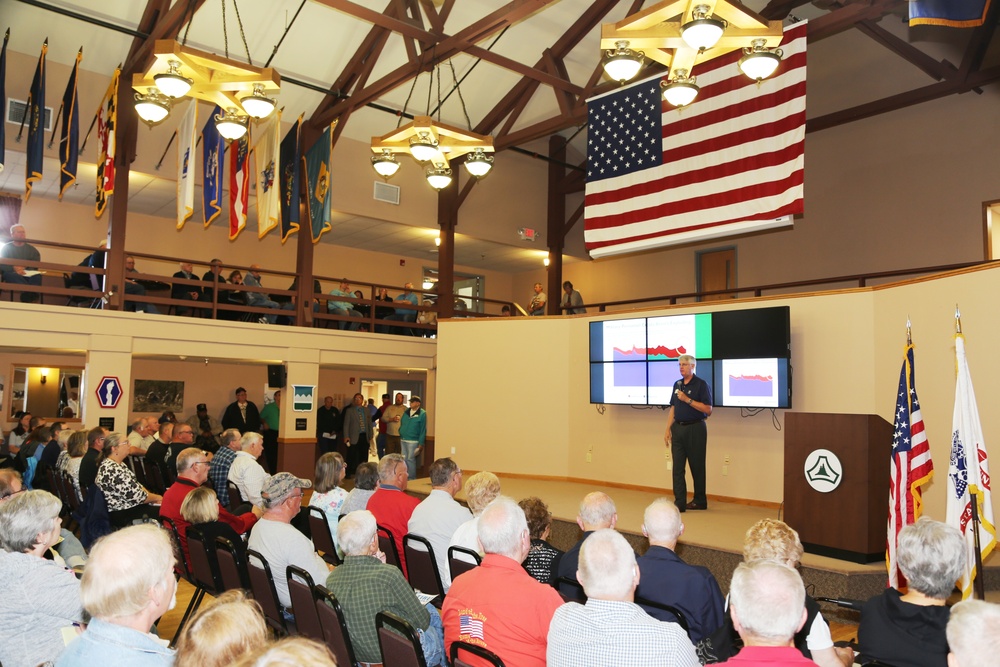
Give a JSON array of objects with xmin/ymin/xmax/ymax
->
[
  {"xmin": 584, "ymin": 22, "xmax": 807, "ymax": 258},
  {"xmin": 886, "ymin": 343, "xmax": 934, "ymax": 590}
]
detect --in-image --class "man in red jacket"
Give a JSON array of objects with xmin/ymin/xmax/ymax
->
[{"xmin": 366, "ymin": 453, "xmax": 419, "ymax": 577}]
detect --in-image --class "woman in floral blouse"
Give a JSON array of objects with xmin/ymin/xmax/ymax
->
[{"xmin": 95, "ymin": 432, "xmax": 162, "ymax": 528}]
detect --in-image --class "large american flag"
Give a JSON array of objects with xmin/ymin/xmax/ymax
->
[
  {"xmin": 887, "ymin": 343, "xmax": 934, "ymax": 590},
  {"xmin": 584, "ymin": 22, "xmax": 807, "ymax": 258}
]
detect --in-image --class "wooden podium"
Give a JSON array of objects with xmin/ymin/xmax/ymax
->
[{"xmin": 783, "ymin": 412, "xmax": 893, "ymax": 563}]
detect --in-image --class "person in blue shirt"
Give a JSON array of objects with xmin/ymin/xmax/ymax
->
[
  {"xmin": 664, "ymin": 354, "xmax": 713, "ymax": 512},
  {"xmin": 399, "ymin": 396, "xmax": 427, "ymax": 479},
  {"xmin": 326, "ymin": 281, "xmax": 363, "ymax": 331},
  {"xmin": 386, "ymin": 282, "xmax": 420, "ymax": 335}
]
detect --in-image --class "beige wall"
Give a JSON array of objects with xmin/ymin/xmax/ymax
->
[{"xmin": 437, "ymin": 264, "xmax": 1000, "ymax": 525}]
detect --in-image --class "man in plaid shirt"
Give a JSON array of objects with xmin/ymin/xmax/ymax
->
[
  {"xmin": 326, "ymin": 510, "xmax": 445, "ymax": 666},
  {"xmin": 208, "ymin": 428, "xmax": 242, "ymax": 508}
]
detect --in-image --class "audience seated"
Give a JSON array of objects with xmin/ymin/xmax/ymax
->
[
  {"xmin": 231, "ymin": 637, "xmax": 338, "ymax": 667},
  {"xmin": 186, "ymin": 402, "xmax": 223, "ymax": 449},
  {"xmin": 340, "ymin": 460, "xmax": 378, "ymax": 515},
  {"xmin": 947, "ymin": 599, "xmax": 1000, "ymax": 667},
  {"xmin": 327, "ymin": 509, "xmax": 446, "ymax": 666},
  {"xmin": 127, "ymin": 417, "xmax": 157, "ymax": 455},
  {"xmin": 247, "ymin": 472, "xmax": 330, "ymax": 612},
  {"xmin": 385, "ymin": 282, "xmax": 420, "ymax": 334},
  {"xmin": 144, "ymin": 421, "xmax": 172, "ymax": 485},
  {"xmin": 174, "ymin": 589, "xmax": 268, "ymax": 667},
  {"xmin": 200, "ymin": 258, "xmax": 229, "ymax": 313},
  {"xmin": 636, "ymin": 498, "xmax": 725, "ymax": 641},
  {"xmin": 449, "ymin": 471, "xmax": 501, "ymax": 559},
  {"xmin": 227, "ymin": 431, "xmax": 270, "ymax": 507},
  {"xmin": 326, "ymin": 280, "xmax": 363, "ymax": 330},
  {"xmin": 556, "ymin": 491, "xmax": 618, "ymax": 593},
  {"xmin": 95, "ymin": 432, "xmax": 162, "ymax": 528},
  {"xmin": 0, "ymin": 489, "xmax": 85, "ymax": 667},
  {"xmin": 165, "ymin": 422, "xmax": 197, "ymax": 479},
  {"xmin": 547, "ymin": 528, "xmax": 699, "ymax": 667},
  {"xmin": 723, "ymin": 560, "xmax": 817, "ymax": 666},
  {"xmin": 209, "ymin": 428, "xmax": 243, "ymax": 507},
  {"xmin": 519, "ymin": 496, "xmax": 563, "ymax": 585},
  {"xmin": 60, "ymin": 429, "xmax": 88, "ymax": 501},
  {"xmin": 6, "ymin": 410, "xmax": 31, "ymax": 454},
  {"xmin": 0, "ymin": 468, "xmax": 86, "ymax": 567},
  {"xmin": 78, "ymin": 426, "xmax": 107, "ymax": 493},
  {"xmin": 857, "ymin": 517, "xmax": 965, "ymax": 667},
  {"xmin": 408, "ymin": 457, "xmax": 471, "ymax": 591},
  {"xmin": 307, "ymin": 452, "xmax": 349, "ymax": 555},
  {"xmin": 367, "ymin": 453, "xmax": 421, "ymax": 576},
  {"xmin": 57, "ymin": 524, "xmax": 177, "ymax": 666},
  {"xmin": 242, "ymin": 264, "xmax": 293, "ymax": 324},
  {"xmin": 1, "ymin": 224, "xmax": 42, "ymax": 302},
  {"xmin": 181, "ymin": 486, "xmax": 250, "ymax": 561},
  {"xmin": 443, "ymin": 496, "xmax": 563, "ymax": 666},
  {"xmin": 171, "ymin": 262, "xmax": 204, "ymax": 316}
]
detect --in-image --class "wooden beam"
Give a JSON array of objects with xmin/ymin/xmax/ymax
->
[
  {"xmin": 807, "ymin": 0, "xmax": 905, "ymax": 43},
  {"xmin": 416, "ymin": 0, "xmax": 445, "ymax": 34},
  {"xmin": 543, "ymin": 49, "xmax": 576, "ymax": 115},
  {"xmin": 464, "ymin": 45, "xmax": 583, "ymax": 94},
  {"xmin": 856, "ymin": 20, "xmax": 955, "ymax": 81},
  {"xmin": 958, "ymin": 0, "xmax": 999, "ymax": 78},
  {"xmin": 311, "ymin": 0, "xmax": 436, "ymax": 45},
  {"xmin": 759, "ymin": 0, "xmax": 813, "ymax": 20},
  {"xmin": 124, "ymin": 0, "xmax": 208, "ymax": 73},
  {"xmin": 496, "ymin": 111, "xmax": 586, "ymax": 150}
]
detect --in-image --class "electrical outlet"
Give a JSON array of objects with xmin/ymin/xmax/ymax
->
[
  {"xmin": 667, "ymin": 459, "xmax": 673, "ymax": 471},
  {"xmin": 723, "ymin": 465, "xmax": 729, "ymax": 476},
  {"xmin": 586, "ymin": 452, "xmax": 592, "ymax": 463},
  {"xmin": 724, "ymin": 455, "xmax": 731, "ymax": 465}
]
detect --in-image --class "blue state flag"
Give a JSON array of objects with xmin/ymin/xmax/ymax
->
[
  {"xmin": 910, "ymin": 0, "xmax": 991, "ymax": 27},
  {"xmin": 201, "ymin": 105, "xmax": 225, "ymax": 226},
  {"xmin": 25, "ymin": 40, "xmax": 46, "ymax": 201},
  {"xmin": 279, "ymin": 115, "xmax": 302, "ymax": 243},
  {"xmin": 59, "ymin": 49, "xmax": 81, "ymax": 199},
  {"xmin": 304, "ymin": 121, "xmax": 337, "ymax": 243}
]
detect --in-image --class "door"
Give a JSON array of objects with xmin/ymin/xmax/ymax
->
[{"xmin": 697, "ymin": 248, "xmax": 736, "ymax": 301}]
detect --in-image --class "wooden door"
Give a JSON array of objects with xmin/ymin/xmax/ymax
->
[{"xmin": 698, "ymin": 248, "xmax": 736, "ymax": 301}]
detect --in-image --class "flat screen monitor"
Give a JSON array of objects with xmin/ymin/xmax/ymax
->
[{"xmin": 713, "ymin": 358, "xmax": 791, "ymax": 408}]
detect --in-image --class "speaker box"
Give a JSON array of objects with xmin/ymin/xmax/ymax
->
[{"xmin": 267, "ymin": 364, "xmax": 286, "ymax": 388}]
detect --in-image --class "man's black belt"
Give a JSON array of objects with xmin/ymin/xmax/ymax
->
[{"xmin": 676, "ymin": 419, "xmax": 705, "ymax": 426}]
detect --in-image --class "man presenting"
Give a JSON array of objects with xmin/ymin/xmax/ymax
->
[{"xmin": 664, "ymin": 354, "xmax": 712, "ymax": 512}]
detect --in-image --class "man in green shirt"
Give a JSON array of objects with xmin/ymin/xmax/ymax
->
[{"xmin": 259, "ymin": 390, "xmax": 281, "ymax": 473}]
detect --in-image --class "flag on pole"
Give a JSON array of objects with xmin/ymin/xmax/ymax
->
[
  {"xmin": 176, "ymin": 100, "xmax": 197, "ymax": 229},
  {"xmin": 0, "ymin": 29, "xmax": 8, "ymax": 174},
  {"xmin": 95, "ymin": 69, "xmax": 119, "ymax": 218},
  {"xmin": 252, "ymin": 110, "xmax": 281, "ymax": 239},
  {"xmin": 887, "ymin": 343, "xmax": 934, "ymax": 590},
  {"xmin": 947, "ymin": 332, "xmax": 996, "ymax": 599},
  {"xmin": 910, "ymin": 0, "xmax": 991, "ymax": 27},
  {"xmin": 24, "ymin": 40, "xmax": 47, "ymax": 201},
  {"xmin": 304, "ymin": 121, "xmax": 336, "ymax": 243},
  {"xmin": 584, "ymin": 22, "xmax": 807, "ymax": 258},
  {"xmin": 58, "ymin": 49, "xmax": 81, "ymax": 200},
  {"xmin": 229, "ymin": 133, "xmax": 250, "ymax": 240},
  {"xmin": 278, "ymin": 115, "xmax": 302, "ymax": 243},
  {"xmin": 201, "ymin": 105, "xmax": 225, "ymax": 227}
]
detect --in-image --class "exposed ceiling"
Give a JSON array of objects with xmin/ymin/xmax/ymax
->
[{"xmin": 1, "ymin": 0, "xmax": 998, "ymax": 274}]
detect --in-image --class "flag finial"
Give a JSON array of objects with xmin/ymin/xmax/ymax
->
[
  {"xmin": 955, "ymin": 305, "xmax": 962, "ymax": 334},
  {"xmin": 906, "ymin": 317, "xmax": 912, "ymax": 345}
]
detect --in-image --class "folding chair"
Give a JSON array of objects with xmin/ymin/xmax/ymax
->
[
  {"xmin": 308, "ymin": 506, "xmax": 341, "ymax": 566},
  {"xmin": 160, "ymin": 517, "xmax": 204, "ymax": 646},
  {"xmin": 378, "ymin": 524, "xmax": 402, "ymax": 572},
  {"xmin": 314, "ymin": 586, "xmax": 359, "ymax": 667},
  {"xmin": 227, "ymin": 481, "xmax": 246, "ymax": 513},
  {"xmin": 403, "ymin": 534, "xmax": 444, "ymax": 601},
  {"xmin": 451, "ymin": 640, "xmax": 506, "ymax": 667},
  {"xmin": 448, "ymin": 545, "xmax": 481, "ymax": 583},
  {"xmin": 215, "ymin": 535, "xmax": 250, "ymax": 591},
  {"xmin": 635, "ymin": 595, "xmax": 691, "ymax": 637},
  {"xmin": 246, "ymin": 548, "xmax": 290, "ymax": 636},
  {"xmin": 187, "ymin": 526, "xmax": 223, "ymax": 595},
  {"xmin": 376, "ymin": 610, "xmax": 427, "ymax": 667},
  {"xmin": 287, "ymin": 565, "xmax": 324, "ymax": 641},
  {"xmin": 556, "ymin": 576, "xmax": 586, "ymax": 603}
]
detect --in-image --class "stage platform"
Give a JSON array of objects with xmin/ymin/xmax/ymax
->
[{"xmin": 406, "ymin": 474, "xmax": 998, "ymax": 617}]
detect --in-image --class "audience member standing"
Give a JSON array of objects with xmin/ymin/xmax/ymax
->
[
  {"xmin": 382, "ymin": 392, "xmax": 406, "ymax": 455},
  {"xmin": 342, "ymin": 392, "xmax": 374, "ymax": 477},
  {"xmin": 560, "ymin": 280, "xmax": 586, "ymax": 314},
  {"xmin": 222, "ymin": 386, "xmax": 262, "ymax": 435},
  {"xmin": 528, "ymin": 282, "xmax": 547, "ymax": 316},
  {"xmin": 399, "ymin": 395, "xmax": 427, "ymax": 479},
  {"xmin": 259, "ymin": 390, "xmax": 281, "ymax": 474},
  {"xmin": 316, "ymin": 396, "xmax": 340, "ymax": 455}
]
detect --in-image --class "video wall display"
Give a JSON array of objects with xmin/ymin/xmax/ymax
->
[{"xmin": 589, "ymin": 306, "xmax": 791, "ymax": 408}]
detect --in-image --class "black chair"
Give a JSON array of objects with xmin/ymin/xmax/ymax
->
[
  {"xmin": 227, "ymin": 481, "xmax": 246, "ymax": 513},
  {"xmin": 314, "ymin": 586, "xmax": 358, "ymax": 667},
  {"xmin": 187, "ymin": 526, "xmax": 223, "ymax": 594},
  {"xmin": 308, "ymin": 506, "xmax": 341, "ymax": 566},
  {"xmin": 246, "ymin": 548, "xmax": 290, "ymax": 636},
  {"xmin": 403, "ymin": 534, "xmax": 444, "ymax": 601},
  {"xmin": 145, "ymin": 462, "xmax": 167, "ymax": 495},
  {"xmin": 448, "ymin": 545, "xmax": 481, "ymax": 582},
  {"xmin": 556, "ymin": 576, "xmax": 586, "ymax": 603},
  {"xmin": 451, "ymin": 640, "xmax": 506, "ymax": 667},
  {"xmin": 376, "ymin": 610, "xmax": 427, "ymax": 667},
  {"xmin": 635, "ymin": 595, "xmax": 691, "ymax": 637},
  {"xmin": 378, "ymin": 524, "xmax": 402, "ymax": 572},
  {"xmin": 215, "ymin": 535, "xmax": 250, "ymax": 591},
  {"xmin": 287, "ymin": 565, "xmax": 325, "ymax": 641},
  {"xmin": 160, "ymin": 517, "xmax": 204, "ymax": 646}
]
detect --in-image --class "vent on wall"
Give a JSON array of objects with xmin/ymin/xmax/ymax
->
[
  {"xmin": 6, "ymin": 98, "xmax": 54, "ymax": 133},
  {"xmin": 373, "ymin": 181, "xmax": 400, "ymax": 205}
]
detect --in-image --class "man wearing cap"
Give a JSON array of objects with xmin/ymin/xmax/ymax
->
[
  {"xmin": 399, "ymin": 396, "xmax": 427, "ymax": 479},
  {"xmin": 248, "ymin": 472, "xmax": 331, "ymax": 611},
  {"xmin": 186, "ymin": 403, "xmax": 222, "ymax": 447},
  {"xmin": 222, "ymin": 387, "xmax": 262, "ymax": 435}
]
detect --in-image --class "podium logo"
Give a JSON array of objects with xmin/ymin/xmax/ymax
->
[{"xmin": 803, "ymin": 449, "xmax": 842, "ymax": 493}]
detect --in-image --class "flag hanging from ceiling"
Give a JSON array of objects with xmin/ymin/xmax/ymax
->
[
  {"xmin": 910, "ymin": 0, "xmax": 991, "ymax": 27},
  {"xmin": 176, "ymin": 100, "xmax": 197, "ymax": 229},
  {"xmin": 304, "ymin": 121, "xmax": 336, "ymax": 243},
  {"xmin": 584, "ymin": 22, "xmax": 807, "ymax": 258},
  {"xmin": 58, "ymin": 49, "xmax": 81, "ymax": 200},
  {"xmin": 947, "ymin": 332, "xmax": 996, "ymax": 599},
  {"xmin": 24, "ymin": 40, "xmax": 47, "ymax": 202},
  {"xmin": 229, "ymin": 133, "xmax": 250, "ymax": 240},
  {"xmin": 252, "ymin": 110, "xmax": 281, "ymax": 240},
  {"xmin": 279, "ymin": 115, "xmax": 302, "ymax": 243},
  {"xmin": 95, "ymin": 69, "xmax": 119, "ymax": 218},
  {"xmin": 886, "ymin": 342, "xmax": 934, "ymax": 591},
  {"xmin": 201, "ymin": 105, "xmax": 225, "ymax": 227},
  {"xmin": 0, "ymin": 30, "xmax": 8, "ymax": 175}
]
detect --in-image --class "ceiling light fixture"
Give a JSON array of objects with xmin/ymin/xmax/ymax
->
[
  {"xmin": 739, "ymin": 39, "xmax": 783, "ymax": 82},
  {"xmin": 239, "ymin": 83, "xmax": 277, "ymax": 119},
  {"xmin": 661, "ymin": 69, "xmax": 699, "ymax": 107},
  {"xmin": 464, "ymin": 148, "xmax": 494, "ymax": 178},
  {"xmin": 602, "ymin": 40, "xmax": 644, "ymax": 83},
  {"xmin": 153, "ymin": 59, "xmax": 193, "ymax": 98},
  {"xmin": 214, "ymin": 107, "xmax": 249, "ymax": 141},
  {"xmin": 371, "ymin": 149, "xmax": 401, "ymax": 179},
  {"xmin": 425, "ymin": 166, "xmax": 454, "ymax": 190},
  {"xmin": 134, "ymin": 92, "xmax": 171, "ymax": 125},
  {"xmin": 681, "ymin": 5, "xmax": 727, "ymax": 52},
  {"xmin": 409, "ymin": 133, "xmax": 440, "ymax": 163}
]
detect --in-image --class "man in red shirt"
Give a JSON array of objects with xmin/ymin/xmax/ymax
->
[
  {"xmin": 443, "ymin": 496, "xmax": 563, "ymax": 667},
  {"xmin": 159, "ymin": 447, "xmax": 261, "ymax": 568},
  {"xmin": 366, "ymin": 453, "xmax": 420, "ymax": 577}
]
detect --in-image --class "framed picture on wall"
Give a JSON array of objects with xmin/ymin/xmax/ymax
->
[{"xmin": 133, "ymin": 380, "xmax": 184, "ymax": 413}]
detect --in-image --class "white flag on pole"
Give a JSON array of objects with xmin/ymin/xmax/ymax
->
[{"xmin": 176, "ymin": 100, "xmax": 198, "ymax": 229}]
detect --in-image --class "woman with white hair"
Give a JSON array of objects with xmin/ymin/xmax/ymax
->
[
  {"xmin": 57, "ymin": 524, "xmax": 177, "ymax": 666},
  {"xmin": 857, "ymin": 516, "xmax": 965, "ymax": 667},
  {"xmin": 0, "ymin": 490, "xmax": 84, "ymax": 667},
  {"xmin": 95, "ymin": 432, "xmax": 162, "ymax": 527},
  {"xmin": 449, "ymin": 471, "xmax": 501, "ymax": 556}
]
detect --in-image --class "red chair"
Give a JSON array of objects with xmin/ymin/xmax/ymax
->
[
  {"xmin": 377, "ymin": 523, "xmax": 402, "ymax": 572},
  {"xmin": 376, "ymin": 610, "xmax": 426, "ymax": 667},
  {"xmin": 448, "ymin": 545, "xmax": 481, "ymax": 582},
  {"xmin": 287, "ymin": 565, "xmax": 324, "ymax": 642},
  {"xmin": 247, "ymin": 548, "xmax": 290, "ymax": 636},
  {"xmin": 308, "ymin": 506, "xmax": 341, "ymax": 566},
  {"xmin": 403, "ymin": 534, "xmax": 444, "ymax": 602},
  {"xmin": 314, "ymin": 585, "xmax": 359, "ymax": 667}
]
